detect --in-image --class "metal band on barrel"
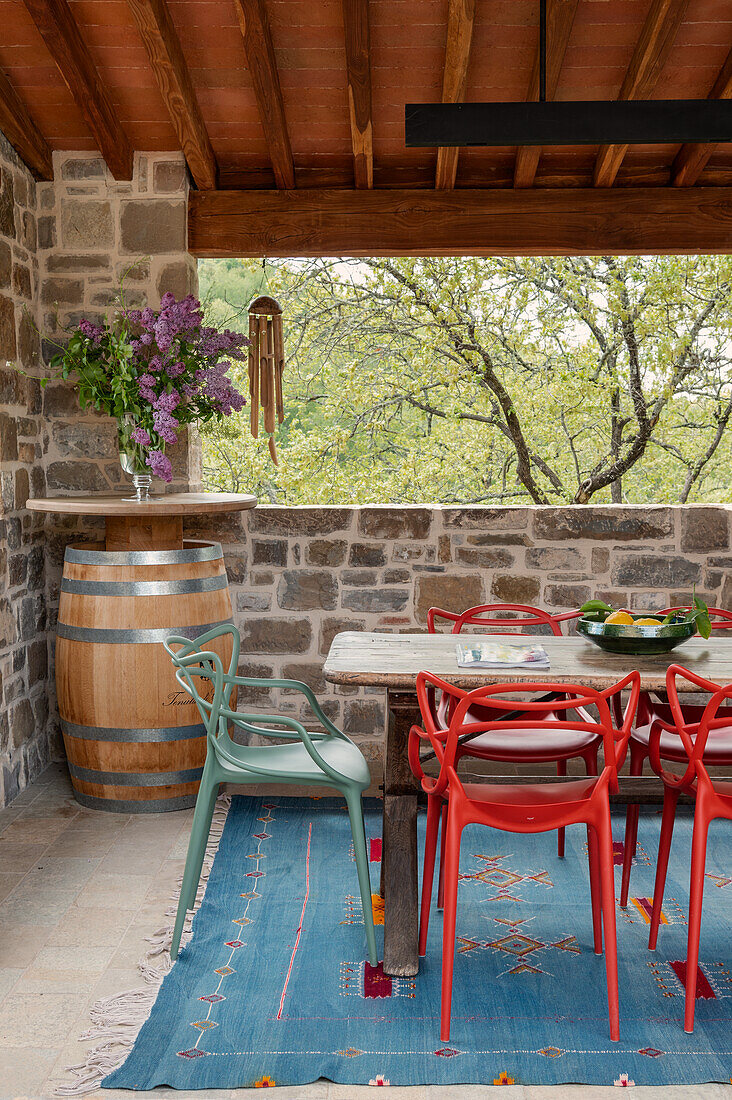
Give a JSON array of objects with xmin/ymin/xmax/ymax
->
[
  {"xmin": 68, "ymin": 762, "xmax": 204, "ymax": 787},
  {"xmin": 56, "ymin": 618, "xmax": 234, "ymax": 644},
  {"xmin": 61, "ymin": 575, "xmax": 228, "ymax": 596},
  {"xmin": 64, "ymin": 542, "xmax": 222, "ymax": 566},
  {"xmin": 71, "ymin": 790, "xmax": 198, "ymax": 813},
  {"xmin": 61, "ymin": 719, "xmax": 205, "ymax": 742}
]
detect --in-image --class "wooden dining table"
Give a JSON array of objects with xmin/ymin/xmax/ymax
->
[{"xmin": 323, "ymin": 629, "xmax": 732, "ymax": 978}]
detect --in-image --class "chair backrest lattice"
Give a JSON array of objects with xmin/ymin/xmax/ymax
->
[
  {"xmin": 427, "ymin": 602, "xmax": 580, "ymax": 637},
  {"xmin": 652, "ymin": 664, "xmax": 732, "ymax": 791}
]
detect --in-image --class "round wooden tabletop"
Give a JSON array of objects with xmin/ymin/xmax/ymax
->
[{"xmin": 26, "ymin": 492, "xmax": 258, "ymax": 517}]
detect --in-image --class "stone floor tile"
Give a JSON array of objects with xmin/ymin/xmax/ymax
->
[
  {"xmin": 0, "ymin": 817, "xmax": 71, "ymax": 843},
  {"xmin": 0, "ymin": 923, "xmax": 53, "ymax": 968},
  {"xmin": 26, "ymin": 854, "xmax": 103, "ymax": 890},
  {"xmin": 74, "ymin": 871, "xmax": 155, "ymax": 910},
  {"xmin": 0, "ymin": 992, "xmax": 86, "ymax": 1047},
  {"xmin": 0, "ymin": 1044, "xmax": 58, "ymax": 1100},
  {"xmin": 0, "ymin": 871, "xmax": 25, "ymax": 902},
  {"xmin": 0, "ymin": 838, "xmax": 54, "ymax": 871},
  {"xmin": 47, "ymin": 904, "xmax": 135, "ymax": 947},
  {"xmin": 0, "ymin": 968, "xmax": 21, "ymax": 1002},
  {"xmin": 427, "ymin": 1088, "xmax": 526, "ymax": 1099},
  {"xmin": 0, "ymin": 883, "xmax": 78, "ymax": 924},
  {"xmin": 96, "ymin": 845, "xmax": 169, "ymax": 876},
  {"xmin": 43, "ymin": 830, "xmax": 121, "ymax": 858},
  {"xmin": 329, "ymin": 1086, "xmax": 428, "ymax": 1099}
]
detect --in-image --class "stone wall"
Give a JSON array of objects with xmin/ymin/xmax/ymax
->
[
  {"xmin": 0, "ymin": 144, "xmax": 199, "ymax": 807},
  {"xmin": 183, "ymin": 503, "xmax": 732, "ymax": 782}
]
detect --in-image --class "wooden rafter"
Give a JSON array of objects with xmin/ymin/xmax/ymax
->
[
  {"xmin": 233, "ymin": 0, "xmax": 295, "ymax": 189},
  {"xmin": 21, "ymin": 0, "xmax": 133, "ymax": 180},
  {"xmin": 189, "ymin": 187, "xmax": 732, "ymax": 257},
  {"xmin": 513, "ymin": 0, "xmax": 579, "ymax": 189},
  {"xmin": 673, "ymin": 47, "xmax": 732, "ymax": 188},
  {"xmin": 435, "ymin": 0, "xmax": 475, "ymax": 190},
  {"xmin": 0, "ymin": 66, "xmax": 53, "ymax": 179},
  {"xmin": 342, "ymin": 0, "xmax": 373, "ymax": 188},
  {"xmin": 593, "ymin": 0, "xmax": 689, "ymax": 188},
  {"xmin": 127, "ymin": 0, "xmax": 217, "ymax": 190}
]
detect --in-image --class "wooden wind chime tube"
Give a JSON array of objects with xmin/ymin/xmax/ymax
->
[{"xmin": 247, "ymin": 296, "xmax": 286, "ymax": 464}]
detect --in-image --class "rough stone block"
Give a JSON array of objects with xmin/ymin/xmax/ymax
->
[
  {"xmin": 46, "ymin": 461, "xmax": 110, "ymax": 493},
  {"xmin": 120, "ymin": 199, "xmax": 186, "ymax": 253},
  {"xmin": 252, "ymin": 538, "xmax": 287, "ymax": 566},
  {"xmin": 491, "ymin": 573, "xmax": 541, "ymax": 604},
  {"xmin": 238, "ymin": 616, "xmax": 312, "ymax": 653},
  {"xmin": 442, "ymin": 507, "xmax": 529, "ymax": 530},
  {"xmin": 455, "ymin": 547, "xmax": 514, "ymax": 568},
  {"xmin": 61, "ymin": 157, "xmax": 106, "ymax": 180},
  {"xmin": 383, "ymin": 569, "xmax": 410, "ymax": 584},
  {"xmin": 51, "ymin": 420, "xmax": 116, "ymax": 458},
  {"xmin": 0, "ymin": 169, "xmax": 14, "ymax": 237},
  {"xmin": 41, "ymin": 277, "xmax": 83, "ymax": 306},
  {"xmin": 349, "ymin": 543, "xmax": 386, "ymax": 567},
  {"xmin": 525, "ymin": 547, "xmax": 587, "ymax": 571},
  {"xmin": 37, "ymin": 215, "xmax": 55, "ymax": 249},
  {"xmin": 153, "ymin": 160, "xmax": 186, "ymax": 192},
  {"xmin": 341, "ymin": 569, "xmax": 378, "ymax": 586},
  {"xmin": 592, "ymin": 548, "xmax": 611, "ymax": 574},
  {"xmin": 17, "ymin": 311, "xmax": 40, "ymax": 369},
  {"xmin": 319, "ymin": 616, "xmax": 366, "ymax": 656},
  {"xmin": 42, "ymin": 381, "xmax": 81, "ymax": 417},
  {"xmin": 680, "ymin": 508, "xmax": 729, "ymax": 553},
  {"xmin": 357, "ymin": 506, "xmax": 431, "ymax": 540},
  {"xmin": 14, "ymin": 467, "xmax": 28, "ymax": 508},
  {"xmin": 0, "ymin": 413, "xmax": 18, "ymax": 461},
  {"xmin": 61, "ymin": 200, "xmax": 113, "ymax": 249},
  {"xmin": 343, "ymin": 699, "xmax": 385, "ymax": 737},
  {"xmin": 543, "ymin": 583, "xmax": 591, "ymax": 608},
  {"xmin": 342, "ymin": 588, "xmax": 410, "ymax": 612},
  {"xmin": 0, "ymin": 240, "xmax": 10, "ymax": 287},
  {"xmin": 236, "ymin": 592, "xmax": 271, "ymax": 612},
  {"xmin": 0, "ymin": 367, "xmax": 26, "ymax": 405},
  {"xmin": 9, "ymin": 698, "xmax": 33, "ymax": 748},
  {"xmin": 278, "ymin": 569, "xmax": 338, "ymax": 610},
  {"xmin": 281, "ymin": 661, "xmax": 327, "ymax": 695},
  {"xmin": 22, "ymin": 211, "xmax": 36, "ymax": 251},
  {"xmin": 224, "ymin": 553, "xmax": 247, "ymax": 585},
  {"xmin": 0, "ymin": 294, "xmax": 16, "ymax": 358},
  {"xmin": 156, "ymin": 258, "xmax": 195, "ymax": 301},
  {"xmin": 306, "ymin": 539, "xmax": 347, "ymax": 566},
  {"xmin": 414, "ymin": 572, "xmax": 483, "ymax": 625},
  {"xmin": 611, "ymin": 554, "xmax": 701, "ymax": 588},
  {"xmin": 249, "ymin": 507, "xmax": 353, "ymax": 536},
  {"xmin": 533, "ymin": 507, "xmax": 674, "ymax": 542}
]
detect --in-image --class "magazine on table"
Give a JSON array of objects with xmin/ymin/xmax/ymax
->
[{"xmin": 455, "ymin": 640, "xmax": 551, "ymax": 670}]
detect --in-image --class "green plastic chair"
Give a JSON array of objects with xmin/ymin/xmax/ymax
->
[{"xmin": 163, "ymin": 623, "xmax": 378, "ymax": 966}]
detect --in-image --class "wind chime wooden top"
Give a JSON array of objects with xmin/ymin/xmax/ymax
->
[{"xmin": 248, "ymin": 295, "xmax": 285, "ymax": 464}]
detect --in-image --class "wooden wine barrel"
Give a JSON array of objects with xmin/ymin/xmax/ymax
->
[{"xmin": 56, "ymin": 540, "xmax": 235, "ymax": 813}]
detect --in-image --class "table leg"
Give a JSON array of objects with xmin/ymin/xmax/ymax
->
[{"xmin": 382, "ymin": 691, "xmax": 420, "ymax": 977}]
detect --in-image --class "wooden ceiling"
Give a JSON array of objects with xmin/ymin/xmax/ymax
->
[{"xmin": 2, "ymin": 0, "xmax": 732, "ymax": 254}]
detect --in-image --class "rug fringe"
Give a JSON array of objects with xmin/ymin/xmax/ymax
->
[{"xmin": 53, "ymin": 794, "xmax": 232, "ymax": 1096}]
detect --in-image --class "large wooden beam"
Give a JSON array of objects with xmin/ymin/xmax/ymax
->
[
  {"xmin": 342, "ymin": 0, "xmax": 372, "ymax": 188},
  {"xmin": 593, "ymin": 0, "xmax": 689, "ymax": 188},
  {"xmin": 435, "ymin": 0, "xmax": 475, "ymax": 190},
  {"xmin": 673, "ymin": 47, "xmax": 732, "ymax": 188},
  {"xmin": 233, "ymin": 0, "xmax": 294, "ymax": 190},
  {"xmin": 189, "ymin": 186, "xmax": 732, "ymax": 257},
  {"xmin": 127, "ymin": 0, "xmax": 217, "ymax": 190},
  {"xmin": 0, "ymin": 67, "xmax": 53, "ymax": 179},
  {"xmin": 22, "ymin": 0, "xmax": 133, "ymax": 180},
  {"xmin": 514, "ymin": 0, "xmax": 579, "ymax": 189}
]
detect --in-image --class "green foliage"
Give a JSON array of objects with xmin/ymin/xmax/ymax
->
[{"xmin": 199, "ymin": 256, "xmax": 732, "ymax": 506}]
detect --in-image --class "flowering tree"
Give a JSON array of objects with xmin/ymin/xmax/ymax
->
[{"xmin": 53, "ymin": 292, "xmax": 247, "ymax": 482}]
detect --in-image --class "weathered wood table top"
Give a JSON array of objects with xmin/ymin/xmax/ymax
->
[{"xmin": 324, "ymin": 631, "xmax": 732, "ymax": 691}]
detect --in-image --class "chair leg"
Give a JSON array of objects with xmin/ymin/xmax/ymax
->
[
  {"xmin": 171, "ymin": 765, "xmax": 219, "ymax": 958},
  {"xmin": 684, "ymin": 800, "xmax": 711, "ymax": 1034},
  {"xmin": 419, "ymin": 795, "xmax": 441, "ymax": 957},
  {"xmin": 587, "ymin": 824, "xmax": 603, "ymax": 955},
  {"xmin": 440, "ymin": 804, "xmax": 463, "ymax": 1043},
  {"xmin": 346, "ymin": 790, "xmax": 379, "ymax": 967},
  {"xmin": 648, "ymin": 785, "xmax": 680, "ymax": 951},
  {"xmin": 596, "ymin": 804, "xmax": 621, "ymax": 1042},
  {"xmin": 557, "ymin": 759, "xmax": 567, "ymax": 858},
  {"xmin": 620, "ymin": 742, "xmax": 646, "ymax": 907},
  {"xmin": 437, "ymin": 801, "xmax": 447, "ymax": 911}
]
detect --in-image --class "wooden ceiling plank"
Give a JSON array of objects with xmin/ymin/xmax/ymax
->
[
  {"xmin": 593, "ymin": 0, "xmax": 690, "ymax": 189},
  {"xmin": 233, "ymin": 0, "xmax": 294, "ymax": 190},
  {"xmin": 435, "ymin": 0, "xmax": 475, "ymax": 190},
  {"xmin": 342, "ymin": 0, "xmax": 373, "ymax": 188},
  {"xmin": 514, "ymin": 0, "xmax": 580, "ymax": 189},
  {"xmin": 0, "ymin": 66, "xmax": 53, "ymax": 179},
  {"xmin": 189, "ymin": 186, "xmax": 732, "ymax": 258},
  {"xmin": 21, "ymin": 0, "xmax": 133, "ymax": 180},
  {"xmin": 127, "ymin": 0, "xmax": 217, "ymax": 190},
  {"xmin": 672, "ymin": 46, "xmax": 732, "ymax": 188}
]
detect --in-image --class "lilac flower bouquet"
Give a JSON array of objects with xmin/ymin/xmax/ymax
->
[{"xmin": 51, "ymin": 292, "xmax": 247, "ymax": 493}]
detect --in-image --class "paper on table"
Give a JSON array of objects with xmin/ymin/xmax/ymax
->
[{"xmin": 455, "ymin": 640, "xmax": 550, "ymax": 670}]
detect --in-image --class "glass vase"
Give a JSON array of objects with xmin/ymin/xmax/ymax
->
[{"xmin": 118, "ymin": 416, "xmax": 153, "ymax": 502}]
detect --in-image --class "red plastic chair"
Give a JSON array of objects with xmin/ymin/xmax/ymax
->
[
  {"xmin": 644, "ymin": 664, "xmax": 732, "ymax": 1032},
  {"xmin": 428, "ymin": 603, "xmax": 593, "ymax": 863},
  {"xmin": 620, "ymin": 606, "xmax": 732, "ymax": 907},
  {"xmin": 409, "ymin": 670, "xmax": 641, "ymax": 1043}
]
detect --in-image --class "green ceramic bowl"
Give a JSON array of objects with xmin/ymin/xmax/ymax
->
[{"xmin": 576, "ymin": 611, "xmax": 697, "ymax": 655}]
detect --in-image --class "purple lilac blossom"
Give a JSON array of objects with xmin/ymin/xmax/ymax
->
[
  {"xmin": 153, "ymin": 390, "xmax": 180, "ymax": 413},
  {"xmin": 78, "ymin": 319, "xmax": 103, "ymax": 345},
  {"xmin": 146, "ymin": 450, "xmax": 173, "ymax": 482},
  {"xmin": 152, "ymin": 409, "xmax": 179, "ymax": 444},
  {"xmin": 131, "ymin": 426, "xmax": 151, "ymax": 447}
]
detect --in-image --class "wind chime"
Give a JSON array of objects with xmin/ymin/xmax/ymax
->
[{"xmin": 247, "ymin": 295, "xmax": 285, "ymax": 464}]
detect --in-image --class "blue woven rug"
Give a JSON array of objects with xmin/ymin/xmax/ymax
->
[{"xmin": 105, "ymin": 796, "xmax": 732, "ymax": 1089}]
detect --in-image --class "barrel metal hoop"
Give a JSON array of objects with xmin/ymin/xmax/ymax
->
[
  {"xmin": 68, "ymin": 762, "xmax": 204, "ymax": 787},
  {"xmin": 71, "ymin": 790, "xmax": 198, "ymax": 813},
  {"xmin": 61, "ymin": 575, "xmax": 228, "ymax": 597},
  {"xmin": 56, "ymin": 618, "xmax": 234, "ymax": 644},
  {"xmin": 64, "ymin": 541, "xmax": 223, "ymax": 566},
  {"xmin": 61, "ymin": 719, "xmax": 205, "ymax": 743}
]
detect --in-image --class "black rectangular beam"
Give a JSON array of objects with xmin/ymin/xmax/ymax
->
[{"xmin": 405, "ymin": 99, "xmax": 732, "ymax": 148}]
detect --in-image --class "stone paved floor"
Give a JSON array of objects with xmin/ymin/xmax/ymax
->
[{"xmin": 0, "ymin": 763, "xmax": 730, "ymax": 1100}]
